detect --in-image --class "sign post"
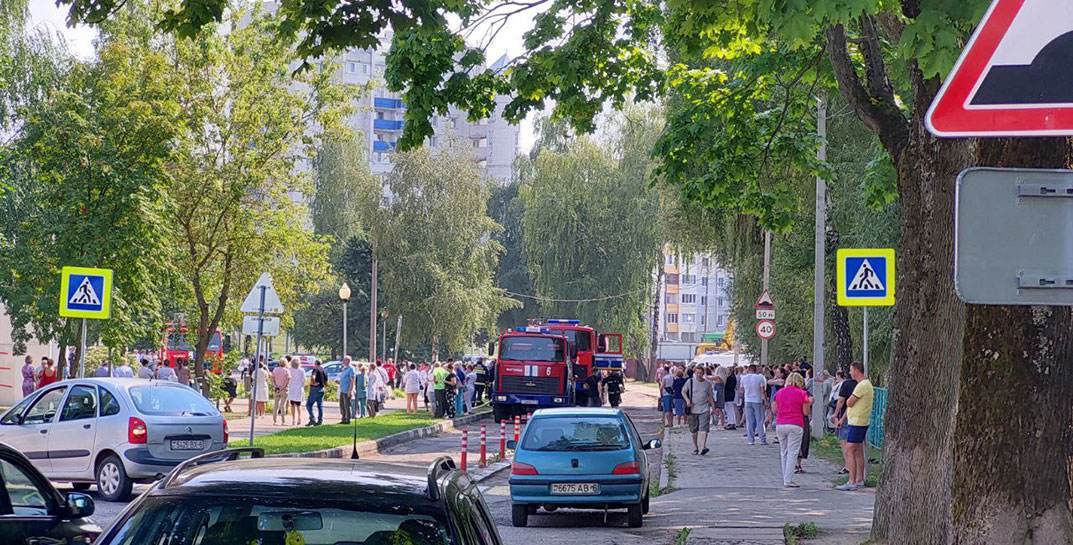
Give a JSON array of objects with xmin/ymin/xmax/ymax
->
[
  {"xmin": 754, "ymin": 290, "xmax": 777, "ymax": 350},
  {"xmin": 59, "ymin": 267, "xmax": 113, "ymax": 378},
  {"xmin": 837, "ymin": 249, "xmax": 896, "ymax": 375},
  {"xmin": 240, "ymin": 273, "xmax": 284, "ymax": 446}
]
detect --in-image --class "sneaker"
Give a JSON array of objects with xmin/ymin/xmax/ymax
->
[
  {"xmin": 784, "ymin": 483, "xmax": 800, "ymax": 488},
  {"xmin": 700, "ymin": 448, "xmax": 710, "ymax": 456},
  {"xmin": 838, "ymin": 467, "xmax": 849, "ymax": 475},
  {"xmin": 850, "ymin": 482, "xmax": 865, "ymax": 490},
  {"xmin": 835, "ymin": 483, "xmax": 855, "ymax": 491},
  {"xmin": 746, "ymin": 441, "xmax": 755, "ymax": 446},
  {"xmin": 692, "ymin": 449, "xmax": 699, "ymax": 455}
]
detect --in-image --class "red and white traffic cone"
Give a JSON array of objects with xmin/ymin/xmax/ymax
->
[
  {"xmin": 513, "ymin": 415, "xmax": 521, "ymax": 444},
  {"xmin": 479, "ymin": 424, "xmax": 487, "ymax": 468},
  {"xmin": 460, "ymin": 428, "xmax": 469, "ymax": 472},
  {"xmin": 499, "ymin": 421, "xmax": 507, "ymax": 460}
]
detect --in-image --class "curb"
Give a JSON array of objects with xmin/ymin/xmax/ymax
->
[
  {"xmin": 657, "ymin": 426, "xmax": 672, "ymax": 492},
  {"xmin": 274, "ymin": 409, "xmax": 492, "ymax": 460},
  {"xmin": 471, "ymin": 460, "xmax": 512, "ymax": 483}
]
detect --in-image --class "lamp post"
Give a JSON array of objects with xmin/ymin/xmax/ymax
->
[{"xmin": 339, "ymin": 283, "xmax": 351, "ymax": 359}]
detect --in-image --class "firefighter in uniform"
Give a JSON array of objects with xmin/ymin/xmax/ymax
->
[
  {"xmin": 603, "ymin": 369, "xmax": 625, "ymax": 407},
  {"xmin": 474, "ymin": 358, "xmax": 490, "ymax": 404}
]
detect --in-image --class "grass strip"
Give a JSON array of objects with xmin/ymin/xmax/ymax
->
[{"xmin": 232, "ymin": 412, "xmax": 439, "ymax": 455}]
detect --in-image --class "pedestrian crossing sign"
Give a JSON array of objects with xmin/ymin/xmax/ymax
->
[
  {"xmin": 59, "ymin": 266, "xmax": 113, "ymax": 319},
  {"xmin": 837, "ymin": 249, "xmax": 895, "ymax": 307}
]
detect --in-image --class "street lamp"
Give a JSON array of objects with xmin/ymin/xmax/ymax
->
[{"xmin": 339, "ymin": 283, "xmax": 351, "ymax": 359}]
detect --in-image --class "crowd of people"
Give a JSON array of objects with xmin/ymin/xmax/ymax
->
[{"xmin": 655, "ymin": 359, "xmax": 874, "ymax": 490}]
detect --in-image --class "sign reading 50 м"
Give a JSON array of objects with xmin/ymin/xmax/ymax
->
[
  {"xmin": 837, "ymin": 249, "xmax": 896, "ymax": 307},
  {"xmin": 59, "ymin": 266, "xmax": 113, "ymax": 319}
]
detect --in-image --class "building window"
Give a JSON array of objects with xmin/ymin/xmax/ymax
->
[
  {"xmin": 718, "ymin": 297, "xmax": 724, "ymax": 306},
  {"xmin": 700, "ymin": 296, "xmax": 707, "ymax": 305},
  {"xmin": 718, "ymin": 315, "xmax": 726, "ymax": 327},
  {"xmin": 346, "ymin": 62, "xmax": 358, "ymax": 74},
  {"xmin": 665, "ymin": 254, "xmax": 674, "ymax": 265},
  {"xmin": 665, "ymin": 273, "xmax": 679, "ymax": 285},
  {"xmin": 681, "ymin": 294, "xmax": 696, "ymax": 304},
  {"xmin": 666, "ymin": 313, "xmax": 678, "ymax": 324},
  {"xmin": 683, "ymin": 314, "xmax": 695, "ymax": 323},
  {"xmin": 681, "ymin": 332, "xmax": 695, "ymax": 343},
  {"xmin": 682, "ymin": 274, "xmax": 696, "ymax": 285},
  {"xmin": 718, "ymin": 277, "xmax": 727, "ymax": 287},
  {"xmin": 702, "ymin": 257, "xmax": 710, "ymax": 267},
  {"xmin": 665, "ymin": 293, "xmax": 678, "ymax": 304},
  {"xmin": 453, "ymin": 118, "xmax": 461, "ymax": 129},
  {"xmin": 701, "ymin": 277, "xmax": 708, "ymax": 286}
]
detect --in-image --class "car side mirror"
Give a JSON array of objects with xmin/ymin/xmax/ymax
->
[
  {"xmin": 506, "ymin": 440, "xmax": 518, "ymax": 450},
  {"xmin": 643, "ymin": 439, "xmax": 662, "ymax": 450},
  {"xmin": 65, "ymin": 492, "xmax": 95, "ymax": 519}
]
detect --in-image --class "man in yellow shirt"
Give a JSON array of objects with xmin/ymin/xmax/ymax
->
[{"xmin": 838, "ymin": 361, "xmax": 874, "ymax": 491}]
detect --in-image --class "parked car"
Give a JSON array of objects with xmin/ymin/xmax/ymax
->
[
  {"xmin": 321, "ymin": 360, "xmax": 344, "ymax": 382},
  {"xmin": 94, "ymin": 448, "xmax": 503, "ymax": 545},
  {"xmin": 0, "ymin": 378, "xmax": 228, "ymax": 502},
  {"xmin": 508, "ymin": 407, "xmax": 660, "ymax": 528},
  {"xmin": 0, "ymin": 442, "xmax": 101, "ymax": 542}
]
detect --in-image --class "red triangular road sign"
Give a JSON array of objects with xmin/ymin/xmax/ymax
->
[
  {"xmin": 926, "ymin": 0, "xmax": 1073, "ymax": 137},
  {"xmin": 754, "ymin": 290, "xmax": 774, "ymax": 309}
]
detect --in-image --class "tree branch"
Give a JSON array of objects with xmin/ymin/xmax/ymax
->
[{"xmin": 824, "ymin": 24, "xmax": 909, "ymax": 160}]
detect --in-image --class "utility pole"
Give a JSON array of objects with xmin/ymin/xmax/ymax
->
[
  {"xmin": 369, "ymin": 255, "xmax": 378, "ymax": 364},
  {"xmin": 811, "ymin": 95, "xmax": 828, "ymax": 438},
  {"xmin": 760, "ymin": 230, "xmax": 772, "ymax": 366}
]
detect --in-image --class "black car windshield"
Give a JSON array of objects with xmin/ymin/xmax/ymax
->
[
  {"xmin": 522, "ymin": 417, "xmax": 630, "ymax": 452},
  {"xmin": 129, "ymin": 386, "xmax": 218, "ymax": 416},
  {"xmin": 500, "ymin": 336, "xmax": 564, "ymax": 363},
  {"xmin": 104, "ymin": 496, "xmax": 455, "ymax": 545}
]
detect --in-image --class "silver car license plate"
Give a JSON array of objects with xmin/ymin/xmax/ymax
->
[
  {"xmin": 551, "ymin": 483, "xmax": 599, "ymax": 495},
  {"xmin": 170, "ymin": 439, "xmax": 204, "ymax": 451}
]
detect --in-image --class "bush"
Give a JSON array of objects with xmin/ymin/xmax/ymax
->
[{"xmin": 323, "ymin": 379, "xmax": 339, "ymax": 402}]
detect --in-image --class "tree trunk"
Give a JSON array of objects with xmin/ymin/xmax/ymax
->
[
  {"xmin": 950, "ymin": 138, "xmax": 1073, "ymax": 545},
  {"xmin": 646, "ymin": 266, "xmax": 664, "ymax": 381},
  {"xmin": 826, "ymin": 228, "xmax": 853, "ymax": 373},
  {"xmin": 870, "ymin": 83, "xmax": 971, "ymax": 544}
]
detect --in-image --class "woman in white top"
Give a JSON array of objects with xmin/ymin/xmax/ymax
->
[
  {"xmin": 463, "ymin": 366, "xmax": 477, "ymax": 415},
  {"xmin": 253, "ymin": 363, "xmax": 269, "ymax": 418},
  {"xmin": 286, "ymin": 360, "xmax": 305, "ymax": 426},
  {"xmin": 403, "ymin": 363, "xmax": 421, "ymax": 414}
]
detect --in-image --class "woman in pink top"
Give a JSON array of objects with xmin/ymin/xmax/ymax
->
[{"xmin": 772, "ymin": 373, "xmax": 811, "ymax": 488}]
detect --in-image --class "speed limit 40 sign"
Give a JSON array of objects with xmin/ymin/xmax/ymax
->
[{"xmin": 756, "ymin": 319, "xmax": 776, "ymax": 340}]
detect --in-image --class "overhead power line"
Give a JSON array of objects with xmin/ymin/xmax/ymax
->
[{"xmin": 502, "ymin": 288, "xmax": 648, "ymax": 303}]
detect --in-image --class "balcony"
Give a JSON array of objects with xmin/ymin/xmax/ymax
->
[
  {"xmin": 373, "ymin": 141, "xmax": 396, "ymax": 153},
  {"xmin": 373, "ymin": 97, "xmax": 405, "ymax": 110},
  {"xmin": 373, "ymin": 119, "xmax": 404, "ymax": 131}
]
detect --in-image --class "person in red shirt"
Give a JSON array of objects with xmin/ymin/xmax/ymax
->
[
  {"xmin": 37, "ymin": 357, "xmax": 58, "ymax": 388},
  {"xmin": 383, "ymin": 359, "xmax": 397, "ymax": 388}
]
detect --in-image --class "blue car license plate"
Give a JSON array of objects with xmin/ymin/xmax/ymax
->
[{"xmin": 551, "ymin": 483, "xmax": 599, "ymax": 495}]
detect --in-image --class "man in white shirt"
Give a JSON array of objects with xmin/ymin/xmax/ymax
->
[{"xmin": 740, "ymin": 364, "xmax": 768, "ymax": 445}]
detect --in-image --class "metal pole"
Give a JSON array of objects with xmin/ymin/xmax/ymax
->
[
  {"xmin": 382, "ymin": 317, "xmax": 387, "ymax": 362},
  {"xmin": 342, "ymin": 300, "xmax": 348, "ymax": 359},
  {"xmin": 370, "ymin": 256, "xmax": 378, "ymax": 364},
  {"xmin": 863, "ymin": 307, "xmax": 869, "ymax": 377},
  {"xmin": 811, "ymin": 94, "xmax": 828, "ymax": 438},
  {"xmin": 393, "ymin": 315, "xmax": 402, "ymax": 363},
  {"xmin": 79, "ymin": 318, "xmax": 87, "ymax": 378},
  {"xmin": 761, "ymin": 230, "xmax": 772, "ymax": 366},
  {"xmin": 248, "ymin": 285, "xmax": 266, "ymax": 446}
]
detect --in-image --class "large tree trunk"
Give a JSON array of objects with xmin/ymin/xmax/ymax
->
[
  {"xmin": 869, "ymin": 79, "xmax": 972, "ymax": 544},
  {"xmin": 950, "ymin": 138, "xmax": 1073, "ymax": 545},
  {"xmin": 826, "ymin": 228, "xmax": 853, "ymax": 373}
]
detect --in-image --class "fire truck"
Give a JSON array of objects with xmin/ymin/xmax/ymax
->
[
  {"xmin": 488, "ymin": 319, "xmax": 624, "ymax": 422},
  {"xmin": 160, "ymin": 322, "xmax": 225, "ymax": 373}
]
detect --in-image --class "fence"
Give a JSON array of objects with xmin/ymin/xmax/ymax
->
[{"xmin": 866, "ymin": 387, "xmax": 888, "ymax": 450}]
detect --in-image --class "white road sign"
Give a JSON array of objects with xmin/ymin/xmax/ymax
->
[{"xmin": 240, "ymin": 272, "xmax": 284, "ymax": 314}]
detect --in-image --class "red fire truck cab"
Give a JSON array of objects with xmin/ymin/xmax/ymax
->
[
  {"xmin": 489, "ymin": 327, "xmax": 572, "ymax": 422},
  {"xmin": 160, "ymin": 322, "xmax": 225, "ymax": 373},
  {"xmin": 539, "ymin": 319, "xmax": 624, "ymax": 400}
]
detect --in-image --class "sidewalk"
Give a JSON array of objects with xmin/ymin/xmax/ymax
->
[{"xmin": 652, "ymin": 424, "xmax": 874, "ymax": 544}]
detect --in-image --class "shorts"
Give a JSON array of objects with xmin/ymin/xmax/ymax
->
[
  {"xmin": 837, "ymin": 425, "xmax": 850, "ymax": 441},
  {"xmin": 673, "ymin": 398, "xmax": 686, "ymax": 416},
  {"xmin": 688, "ymin": 412, "xmax": 711, "ymax": 433},
  {"xmin": 289, "ymin": 400, "xmax": 301, "ymax": 407},
  {"xmin": 661, "ymin": 395, "xmax": 673, "ymax": 413},
  {"xmin": 846, "ymin": 424, "xmax": 869, "ymax": 444}
]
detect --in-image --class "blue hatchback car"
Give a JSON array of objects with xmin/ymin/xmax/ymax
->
[{"xmin": 508, "ymin": 408, "xmax": 661, "ymax": 528}]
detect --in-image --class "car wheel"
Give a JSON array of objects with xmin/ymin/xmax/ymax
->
[
  {"xmin": 71, "ymin": 482, "xmax": 91, "ymax": 491},
  {"xmin": 96, "ymin": 455, "xmax": 133, "ymax": 502},
  {"xmin": 642, "ymin": 492, "xmax": 650, "ymax": 515},
  {"xmin": 511, "ymin": 504, "xmax": 529, "ymax": 527},
  {"xmin": 627, "ymin": 503, "xmax": 644, "ymax": 528}
]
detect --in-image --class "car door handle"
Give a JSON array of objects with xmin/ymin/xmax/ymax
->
[
  {"xmin": 82, "ymin": 424, "xmax": 91, "ymax": 429},
  {"xmin": 38, "ymin": 429, "xmax": 47, "ymax": 434}
]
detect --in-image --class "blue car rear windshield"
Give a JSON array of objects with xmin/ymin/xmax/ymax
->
[
  {"xmin": 129, "ymin": 386, "xmax": 218, "ymax": 416},
  {"xmin": 522, "ymin": 417, "xmax": 630, "ymax": 451}
]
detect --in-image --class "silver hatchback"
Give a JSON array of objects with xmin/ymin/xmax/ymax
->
[{"xmin": 0, "ymin": 378, "xmax": 227, "ymax": 501}]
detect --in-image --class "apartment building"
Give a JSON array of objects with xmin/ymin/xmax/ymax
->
[{"xmin": 653, "ymin": 250, "xmax": 733, "ymax": 359}]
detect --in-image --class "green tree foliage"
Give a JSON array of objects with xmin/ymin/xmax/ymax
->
[
  {"xmin": 519, "ymin": 109, "xmax": 664, "ymax": 357},
  {"xmin": 0, "ymin": 10, "xmax": 177, "ymax": 365},
  {"xmin": 372, "ymin": 142, "xmax": 516, "ymax": 356},
  {"xmin": 488, "ymin": 176, "xmax": 539, "ymax": 333},
  {"xmin": 310, "ymin": 134, "xmax": 382, "ymax": 251}
]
